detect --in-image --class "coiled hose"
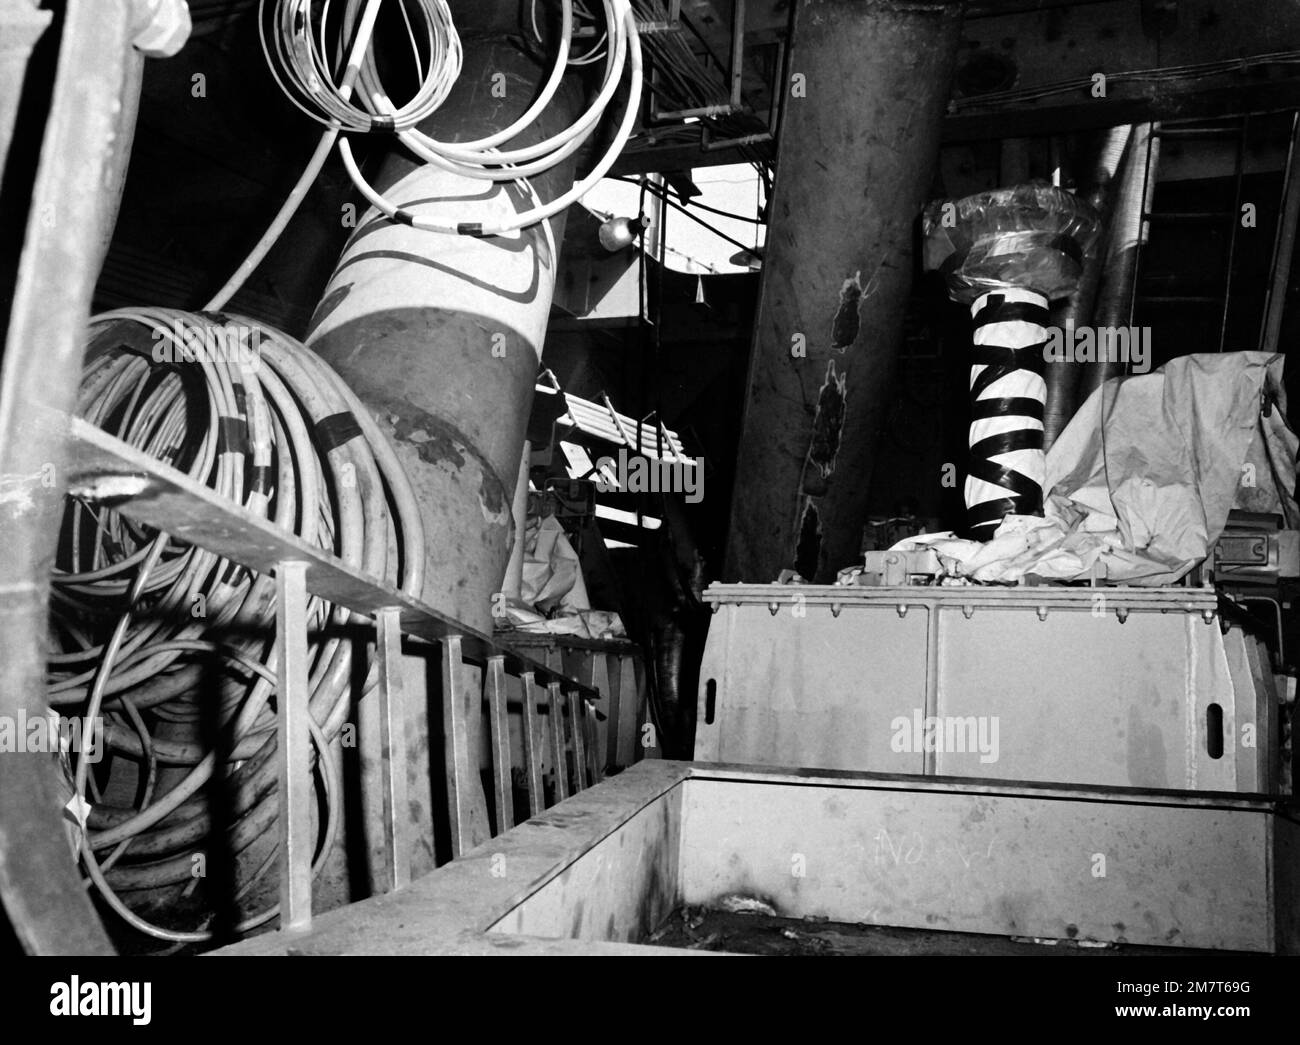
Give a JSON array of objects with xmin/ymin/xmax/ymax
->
[{"xmin": 48, "ymin": 308, "xmax": 424, "ymax": 942}]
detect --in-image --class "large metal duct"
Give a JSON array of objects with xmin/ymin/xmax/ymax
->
[
  {"xmin": 1043, "ymin": 125, "xmax": 1131, "ymax": 448},
  {"xmin": 1075, "ymin": 122, "xmax": 1161, "ymax": 405},
  {"xmin": 308, "ymin": 41, "xmax": 580, "ymax": 630},
  {"xmin": 723, "ymin": 0, "xmax": 964, "ymax": 585},
  {"xmin": 306, "ymin": 40, "xmax": 582, "ymax": 866}
]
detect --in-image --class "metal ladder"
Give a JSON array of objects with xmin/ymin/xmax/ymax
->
[{"xmin": 1134, "ymin": 112, "xmax": 1300, "ymax": 354}]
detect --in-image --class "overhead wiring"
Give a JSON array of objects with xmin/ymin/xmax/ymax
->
[
  {"xmin": 615, "ymin": 173, "xmax": 764, "ymax": 223},
  {"xmin": 211, "ymin": 1, "xmax": 643, "ymax": 307},
  {"xmin": 951, "ymin": 49, "xmax": 1300, "ymax": 111},
  {"xmin": 257, "ymin": 0, "xmax": 643, "ymax": 237}
]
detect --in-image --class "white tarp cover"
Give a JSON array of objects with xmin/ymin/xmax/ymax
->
[{"xmin": 888, "ymin": 352, "xmax": 1298, "ymax": 585}]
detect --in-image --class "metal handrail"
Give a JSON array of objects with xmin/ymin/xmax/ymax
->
[{"xmin": 66, "ymin": 414, "xmax": 606, "ymax": 933}]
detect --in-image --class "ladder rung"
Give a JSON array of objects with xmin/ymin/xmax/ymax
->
[
  {"xmin": 1155, "ymin": 126, "xmax": 1242, "ymax": 139},
  {"xmin": 1146, "ymin": 211, "xmax": 1234, "ymax": 222}
]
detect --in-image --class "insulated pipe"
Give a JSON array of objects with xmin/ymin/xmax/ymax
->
[
  {"xmin": 965, "ymin": 288, "xmax": 1050, "ymax": 535},
  {"xmin": 1043, "ymin": 124, "xmax": 1132, "ymax": 448},
  {"xmin": 723, "ymin": 0, "xmax": 965, "ymax": 584},
  {"xmin": 1076, "ymin": 122, "xmax": 1160, "ymax": 404},
  {"xmin": 923, "ymin": 184, "xmax": 1100, "ymax": 539},
  {"xmin": 307, "ymin": 39, "xmax": 581, "ymax": 632},
  {"xmin": 306, "ymin": 40, "xmax": 582, "ymax": 868}
]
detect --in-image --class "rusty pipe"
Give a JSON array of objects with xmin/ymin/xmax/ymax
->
[{"xmin": 723, "ymin": 0, "xmax": 965, "ymax": 584}]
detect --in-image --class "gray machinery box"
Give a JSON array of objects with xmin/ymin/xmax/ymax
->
[{"xmin": 694, "ymin": 583, "xmax": 1282, "ymax": 793}]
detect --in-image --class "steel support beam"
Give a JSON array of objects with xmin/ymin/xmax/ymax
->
[
  {"xmin": 0, "ymin": 0, "xmax": 142, "ymax": 956},
  {"xmin": 723, "ymin": 0, "xmax": 964, "ymax": 583}
]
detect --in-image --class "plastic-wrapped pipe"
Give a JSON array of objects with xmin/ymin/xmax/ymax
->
[
  {"xmin": 965, "ymin": 288, "xmax": 1050, "ymax": 538},
  {"xmin": 923, "ymin": 184, "xmax": 1101, "ymax": 540}
]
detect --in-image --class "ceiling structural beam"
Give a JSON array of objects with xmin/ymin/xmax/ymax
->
[
  {"xmin": 723, "ymin": 0, "xmax": 964, "ymax": 585},
  {"xmin": 945, "ymin": 75, "xmax": 1300, "ymax": 143}
]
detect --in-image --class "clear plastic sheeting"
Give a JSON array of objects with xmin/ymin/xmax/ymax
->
[
  {"xmin": 921, "ymin": 182, "xmax": 1102, "ymax": 304},
  {"xmin": 885, "ymin": 352, "xmax": 1299, "ymax": 585}
]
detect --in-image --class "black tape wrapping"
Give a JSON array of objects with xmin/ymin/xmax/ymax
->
[
  {"xmin": 966, "ymin": 292, "xmax": 1048, "ymax": 535},
  {"xmin": 216, "ymin": 415, "xmax": 249, "ymax": 457},
  {"xmin": 249, "ymin": 464, "xmax": 274, "ymax": 496},
  {"xmin": 315, "ymin": 411, "xmax": 363, "ymax": 453}
]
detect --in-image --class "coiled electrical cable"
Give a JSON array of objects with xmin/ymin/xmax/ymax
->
[
  {"xmin": 49, "ymin": 308, "xmax": 424, "ymax": 943},
  {"xmin": 257, "ymin": 0, "xmax": 642, "ymax": 237}
]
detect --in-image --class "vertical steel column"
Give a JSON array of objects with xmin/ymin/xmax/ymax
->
[
  {"xmin": 519, "ymin": 670, "xmax": 545, "ymax": 815},
  {"xmin": 275, "ymin": 561, "xmax": 313, "ymax": 931},
  {"xmin": 0, "ymin": 0, "xmax": 142, "ymax": 955},
  {"xmin": 441, "ymin": 635, "xmax": 474, "ymax": 858},
  {"xmin": 374, "ymin": 607, "xmax": 410, "ymax": 890},
  {"xmin": 486, "ymin": 656, "xmax": 513, "ymax": 833},
  {"xmin": 547, "ymin": 680, "xmax": 568, "ymax": 802},
  {"xmin": 723, "ymin": 0, "xmax": 964, "ymax": 584}
]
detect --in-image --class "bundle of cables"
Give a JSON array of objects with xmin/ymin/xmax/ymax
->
[
  {"xmin": 48, "ymin": 308, "xmax": 424, "ymax": 943},
  {"xmin": 236, "ymin": 0, "xmax": 641, "ymax": 258}
]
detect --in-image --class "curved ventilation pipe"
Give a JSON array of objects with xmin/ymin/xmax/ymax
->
[
  {"xmin": 305, "ymin": 39, "xmax": 582, "ymax": 873},
  {"xmin": 308, "ymin": 40, "xmax": 581, "ymax": 630}
]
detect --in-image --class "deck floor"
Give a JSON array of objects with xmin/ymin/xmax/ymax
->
[{"xmin": 644, "ymin": 907, "xmax": 1241, "ymax": 956}]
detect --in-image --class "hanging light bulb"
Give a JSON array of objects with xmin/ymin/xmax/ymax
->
[
  {"xmin": 728, "ymin": 246, "xmax": 763, "ymax": 271},
  {"xmin": 598, "ymin": 213, "xmax": 651, "ymax": 252}
]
